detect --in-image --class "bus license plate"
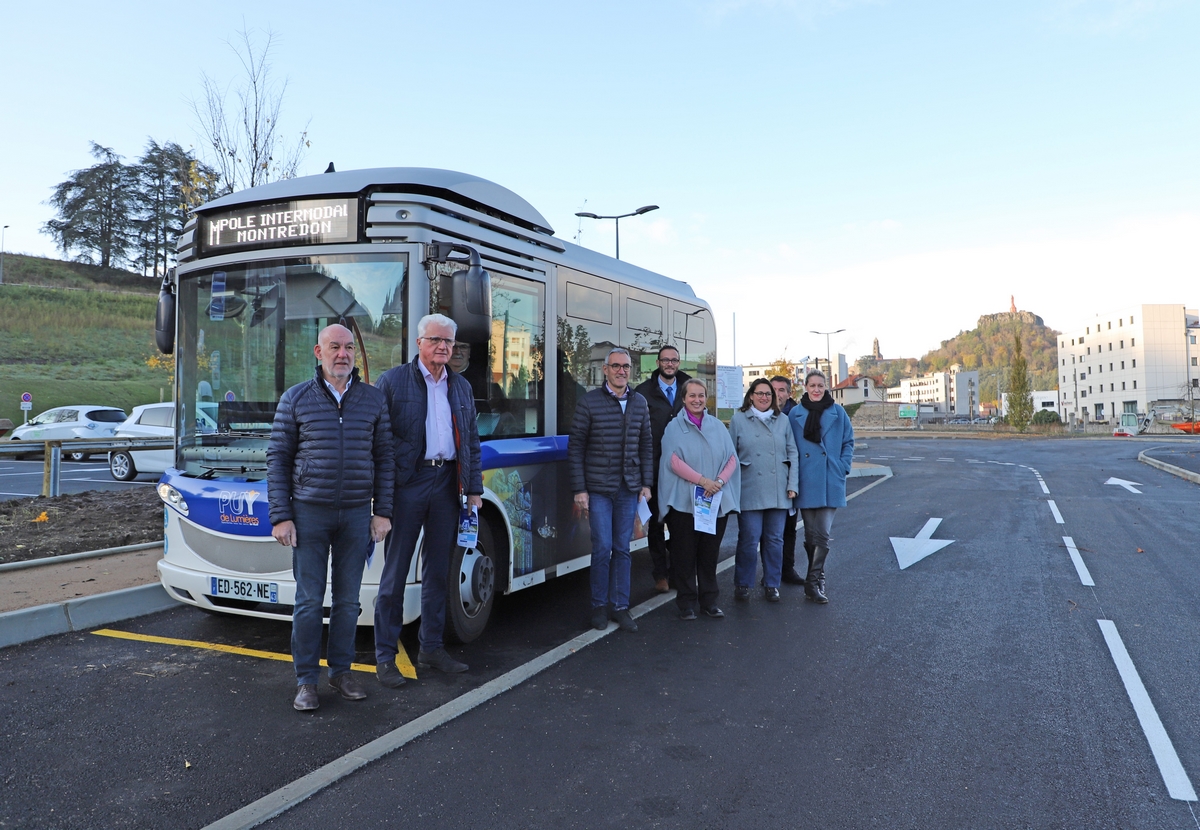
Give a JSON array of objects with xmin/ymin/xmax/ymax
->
[{"xmin": 210, "ymin": 577, "xmax": 278, "ymax": 603}]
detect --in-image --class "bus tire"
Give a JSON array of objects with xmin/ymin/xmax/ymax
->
[{"xmin": 445, "ymin": 519, "xmax": 498, "ymax": 644}]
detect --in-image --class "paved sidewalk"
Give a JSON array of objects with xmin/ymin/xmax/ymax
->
[{"xmin": 1, "ymin": 546, "xmax": 163, "ymax": 615}]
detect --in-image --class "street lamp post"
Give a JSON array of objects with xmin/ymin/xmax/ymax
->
[
  {"xmin": 1187, "ymin": 321, "xmax": 1199, "ymax": 425},
  {"xmin": 0, "ymin": 225, "xmax": 9, "ymax": 285},
  {"xmin": 810, "ymin": 329, "xmax": 845, "ymax": 383},
  {"xmin": 574, "ymin": 205, "xmax": 659, "ymax": 260}
]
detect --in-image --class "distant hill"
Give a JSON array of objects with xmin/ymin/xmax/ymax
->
[{"xmin": 858, "ymin": 309, "xmax": 1060, "ymax": 404}]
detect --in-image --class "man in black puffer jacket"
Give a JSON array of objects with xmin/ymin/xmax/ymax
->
[
  {"xmin": 268, "ymin": 324, "xmax": 394, "ymax": 712},
  {"xmin": 569, "ymin": 347, "xmax": 653, "ymax": 634}
]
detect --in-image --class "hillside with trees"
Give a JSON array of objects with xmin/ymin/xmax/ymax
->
[
  {"xmin": 0, "ymin": 255, "xmax": 164, "ymax": 426},
  {"xmin": 856, "ymin": 310, "xmax": 1060, "ymax": 404}
]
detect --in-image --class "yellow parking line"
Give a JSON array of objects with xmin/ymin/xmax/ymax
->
[{"xmin": 91, "ymin": 629, "xmax": 417, "ymax": 679}]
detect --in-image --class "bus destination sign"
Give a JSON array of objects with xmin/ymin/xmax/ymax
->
[{"xmin": 200, "ymin": 197, "xmax": 359, "ymax": 254}]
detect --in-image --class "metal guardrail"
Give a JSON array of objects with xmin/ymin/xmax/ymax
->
[{"xmin": 0, "ymin": 437, "xmax": 175, "ymax": 496}]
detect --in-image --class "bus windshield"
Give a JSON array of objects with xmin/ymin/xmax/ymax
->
[{"xmin": 176, "ymin": 254, "xmax": 407, "ymax": 478}]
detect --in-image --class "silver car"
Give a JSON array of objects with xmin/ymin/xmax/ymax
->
[{"xmin": 9, "ymin": 405, "xmax": 128, "ymax": 461}]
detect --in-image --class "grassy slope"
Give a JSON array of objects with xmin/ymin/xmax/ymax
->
[{"xmin": 0, "ymin": 255, "xmax": 167, "ymax": 426}]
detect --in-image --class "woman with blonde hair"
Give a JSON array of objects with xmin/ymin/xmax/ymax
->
[{"xmin": 657, "ymin": 378, "xmax": 739, "ymax": 620}]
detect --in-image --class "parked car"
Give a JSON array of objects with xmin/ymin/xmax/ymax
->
[
  {"xmin": 109, "ymin": 403, "xmax": 175, "ymax": 481},
  {"xmin": 9, "ymin": 405, "xmax": 128, "ymax": 461}
]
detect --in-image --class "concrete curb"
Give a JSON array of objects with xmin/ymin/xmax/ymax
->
[
  {"xmin": 0, "ymin": 583, "xmax": 179, "ymax": 650},
  {"xmin": 0, "ymin": 541, "xmax": 163, "ymax": 573},
  {"xmin": 1138, "ymin": 449, "xmax": 1200, "ymax": 485}
]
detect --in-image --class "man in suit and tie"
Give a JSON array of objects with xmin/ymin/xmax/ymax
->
[{"xmin": 633, "ymin": 346, "xmax": 689, "ymax": 593}]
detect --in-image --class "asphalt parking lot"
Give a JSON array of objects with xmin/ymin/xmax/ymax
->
[{"xmin": 0, "ymin": 458, "xmax": 156, "ymax": 501}]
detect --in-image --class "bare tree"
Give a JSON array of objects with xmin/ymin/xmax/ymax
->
[{"xmin": 192, "ymin": 28, "xmax": 310, "ymax": 194}]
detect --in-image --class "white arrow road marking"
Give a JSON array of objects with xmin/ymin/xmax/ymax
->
[
  {"xmin": 890, "ymin": 518, "xmax": 955, "ymax": 570},
  {"xmin": 1062, "ymin": 536, "xmax": 1094, "ymax": 586},
  {"xmin": 1098, "ymin": 620, "xmax": 1198, "ymax": 801},
  {"xmin": 1106, "ymin": 477, "xmax": 1143, "ymax": 494}
]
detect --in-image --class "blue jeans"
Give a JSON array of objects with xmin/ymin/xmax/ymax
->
[
  {"xmin": 587, "ymin": 488, "xmax": 638, "ymax": 610},
  {"xmin": 291, "ymin": 502, "xmax": 371, "ymax": 686},
  {"xmin": 375, "ymin": 463, "xmax": 459, "ymax": 659},
  {"xmin": 735, "ymin": 508, "xmax": 787, "ymax": 589}
]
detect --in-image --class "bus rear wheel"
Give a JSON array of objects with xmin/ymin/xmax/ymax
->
[{"xmin": 445, "ymin": 520, "xmax": 498, "ymax": 644}]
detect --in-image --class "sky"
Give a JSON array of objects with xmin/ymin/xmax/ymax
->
[{"xmin": 2, "ymin": 0, "xmax": 1197, "ymax": 366}]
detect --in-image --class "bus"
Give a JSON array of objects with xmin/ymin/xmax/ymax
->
[{"xmin": 153, "ymin": 167, "xmax": 715, "ymax": 642}]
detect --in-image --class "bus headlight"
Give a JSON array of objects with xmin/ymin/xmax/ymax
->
[{"xmin": 157, "ymin": 483, "xmax": 190, "ymax": 516}]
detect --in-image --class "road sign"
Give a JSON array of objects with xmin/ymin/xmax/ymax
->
[
  {"xmin": 20, "ymin": 392, "xmax": 32, "ymax": 412},
  {"xmin": 890, "ymin": 518, "xmax": 955, "ymax": 570},
  {"xmin": 1105, "ymin": 477, "xmax": 1142, "ymax": 494},
  {"xmin": 898, "ymin": 404, "xmax": 917, "ymax": 419}
]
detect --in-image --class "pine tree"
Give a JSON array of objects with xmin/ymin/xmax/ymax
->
[
  {"xmin": 43, "ymin": 143, "xmax": 139, "ymax": 268},
  {"xmin": 1008, "ymin": 332, "xmax": 1033, "ymax": 432},
  {"xmin": 132, "ymin": 141, "xmax": 218, "ymax": 278}
]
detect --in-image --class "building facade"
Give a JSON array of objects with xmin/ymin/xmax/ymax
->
[
  {"xmin": 886, "ymin": 368, "xmax": 980, "ymax": 418},
  {"xmin": 1056, "ymin": 304, "xmax": 1199, "ymax": 423}
]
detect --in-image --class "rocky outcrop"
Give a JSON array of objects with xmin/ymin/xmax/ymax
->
[{"xmin": 978, "ymin": 310, "xmax": 1044, "ymax": 328}]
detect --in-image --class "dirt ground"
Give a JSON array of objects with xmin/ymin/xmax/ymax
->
[{"xmin": 0, "ymin": 488, "xmax": 164, "ymax": 564}]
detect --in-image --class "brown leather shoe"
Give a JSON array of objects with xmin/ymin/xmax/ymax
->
[
  {"xmin": 330, "ymin": 673, "xmax": 367, "ymax": 701},
  {"xmin": 653, "ymin": 578, "xmax": 670, "ymax": 593},
  {"xmin": 293, "ymin": 683, "xmax": 319, "ymax": 711}
]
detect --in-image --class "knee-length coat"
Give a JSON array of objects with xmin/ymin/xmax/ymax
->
[{"xmin": 788, "ymin": 401, "xmax": 855, "ymax": 509}]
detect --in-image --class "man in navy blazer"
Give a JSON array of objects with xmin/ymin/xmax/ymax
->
[{"xmin": 374, "ymin": 314, "xmax": 483, "ymax": 685}]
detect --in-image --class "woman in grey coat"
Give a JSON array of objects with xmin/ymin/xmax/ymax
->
[
  {"xmin": 727, "ymin": 378, "xmax": 798, "ymax": 602},
  {"xmin": 788, "ymin": 370, "xmax": 855, "ymax": 604},
  {"xmin": 657, "ymin": 379, "xmax": 740, "ymax": 620}
]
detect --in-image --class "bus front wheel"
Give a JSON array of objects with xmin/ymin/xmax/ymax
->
[{"xmin": 445, "ymin": 520, "xmax": 498, "ymax": 644}]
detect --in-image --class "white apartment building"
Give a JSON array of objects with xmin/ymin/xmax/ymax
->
[
  {"xmin": 1057, "ymin": 304, "xmax": 1199, "ymax": 423},
  {"xmin": 1000, "ymin": 390, "xmax": 1060, "ymax": 417},
  {"xmin": 886, "ymin": 368, "xmax": 980, "ymax": 417},
  {"xmin": 742, "ymin": 354, "xmax": 847, "ymax": 392}
]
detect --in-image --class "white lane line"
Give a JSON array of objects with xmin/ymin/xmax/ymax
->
[
  {"xmin": 937, "ymin": 458, "xmax": 955, "ymax": 462},
  {"xmin": 1097, "ymin": 620, "xmax": 1198, "ymax": 802},
  {"xmin": 903, "ymin": 457, "xmax": 924, "ymax": 461},
  {"xmin": 1062, "ymin": 536, "xmax": 1094, "ymax": 586},
  {"xmin": 873, "ymin": 456, "xmax": 893, "ymax": 459},
  {"xmin": 1047, "ymin": 500, "xmax": 1065, "ymax": 524},
  {"xmin": 1038, "ymin": 480, "xmax": 1050, "ymax": 495},
  {"xmin": 968, "ymin": 459, "xmax": 985, "ymax": 464}
]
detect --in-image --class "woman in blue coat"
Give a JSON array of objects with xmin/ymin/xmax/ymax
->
[{"xmin": 788, "ymin": 370, "xmax": 855, "ymax": 604}]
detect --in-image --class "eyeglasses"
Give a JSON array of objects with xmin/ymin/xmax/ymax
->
[
  {"xmin": 606, "ymin": 363, "xmax": 632, "ymax": 373},
  {"xmin": 420, "ymin": 336, "xmax": 454, "ymax": 347},
  {"xmin": 752, "ymin": 391, "xmax": 773, "ymax": 397},
  {"xmin": 658, "ymin": 357, "xmax": 680, "ymax": 364}
]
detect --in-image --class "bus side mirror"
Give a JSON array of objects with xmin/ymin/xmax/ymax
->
[
  {"xmin": 155, "ymin": 273, "xmax": 176, "ymax": 354},
  {"xmin": 451, "ymin": 259, "xmax": 491, "ymax": 343}
]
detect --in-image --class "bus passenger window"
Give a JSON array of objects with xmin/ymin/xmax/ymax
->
[{"xmin": 466, "ymin": 275, "xmax": 544, "ymax": 439}]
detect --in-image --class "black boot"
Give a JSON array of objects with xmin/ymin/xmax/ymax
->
[
  {"xmin": 805, "ymin": 545, "xmax": 829, "ymax": 604},
  {"xmin": 781, "ymin": 519, "xmax": 804, "ymax": 584}
]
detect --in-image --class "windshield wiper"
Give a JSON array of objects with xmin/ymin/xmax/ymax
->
[{"xmin": 198, "ymin": 463, "xmax": 268, "ymax": 479}]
